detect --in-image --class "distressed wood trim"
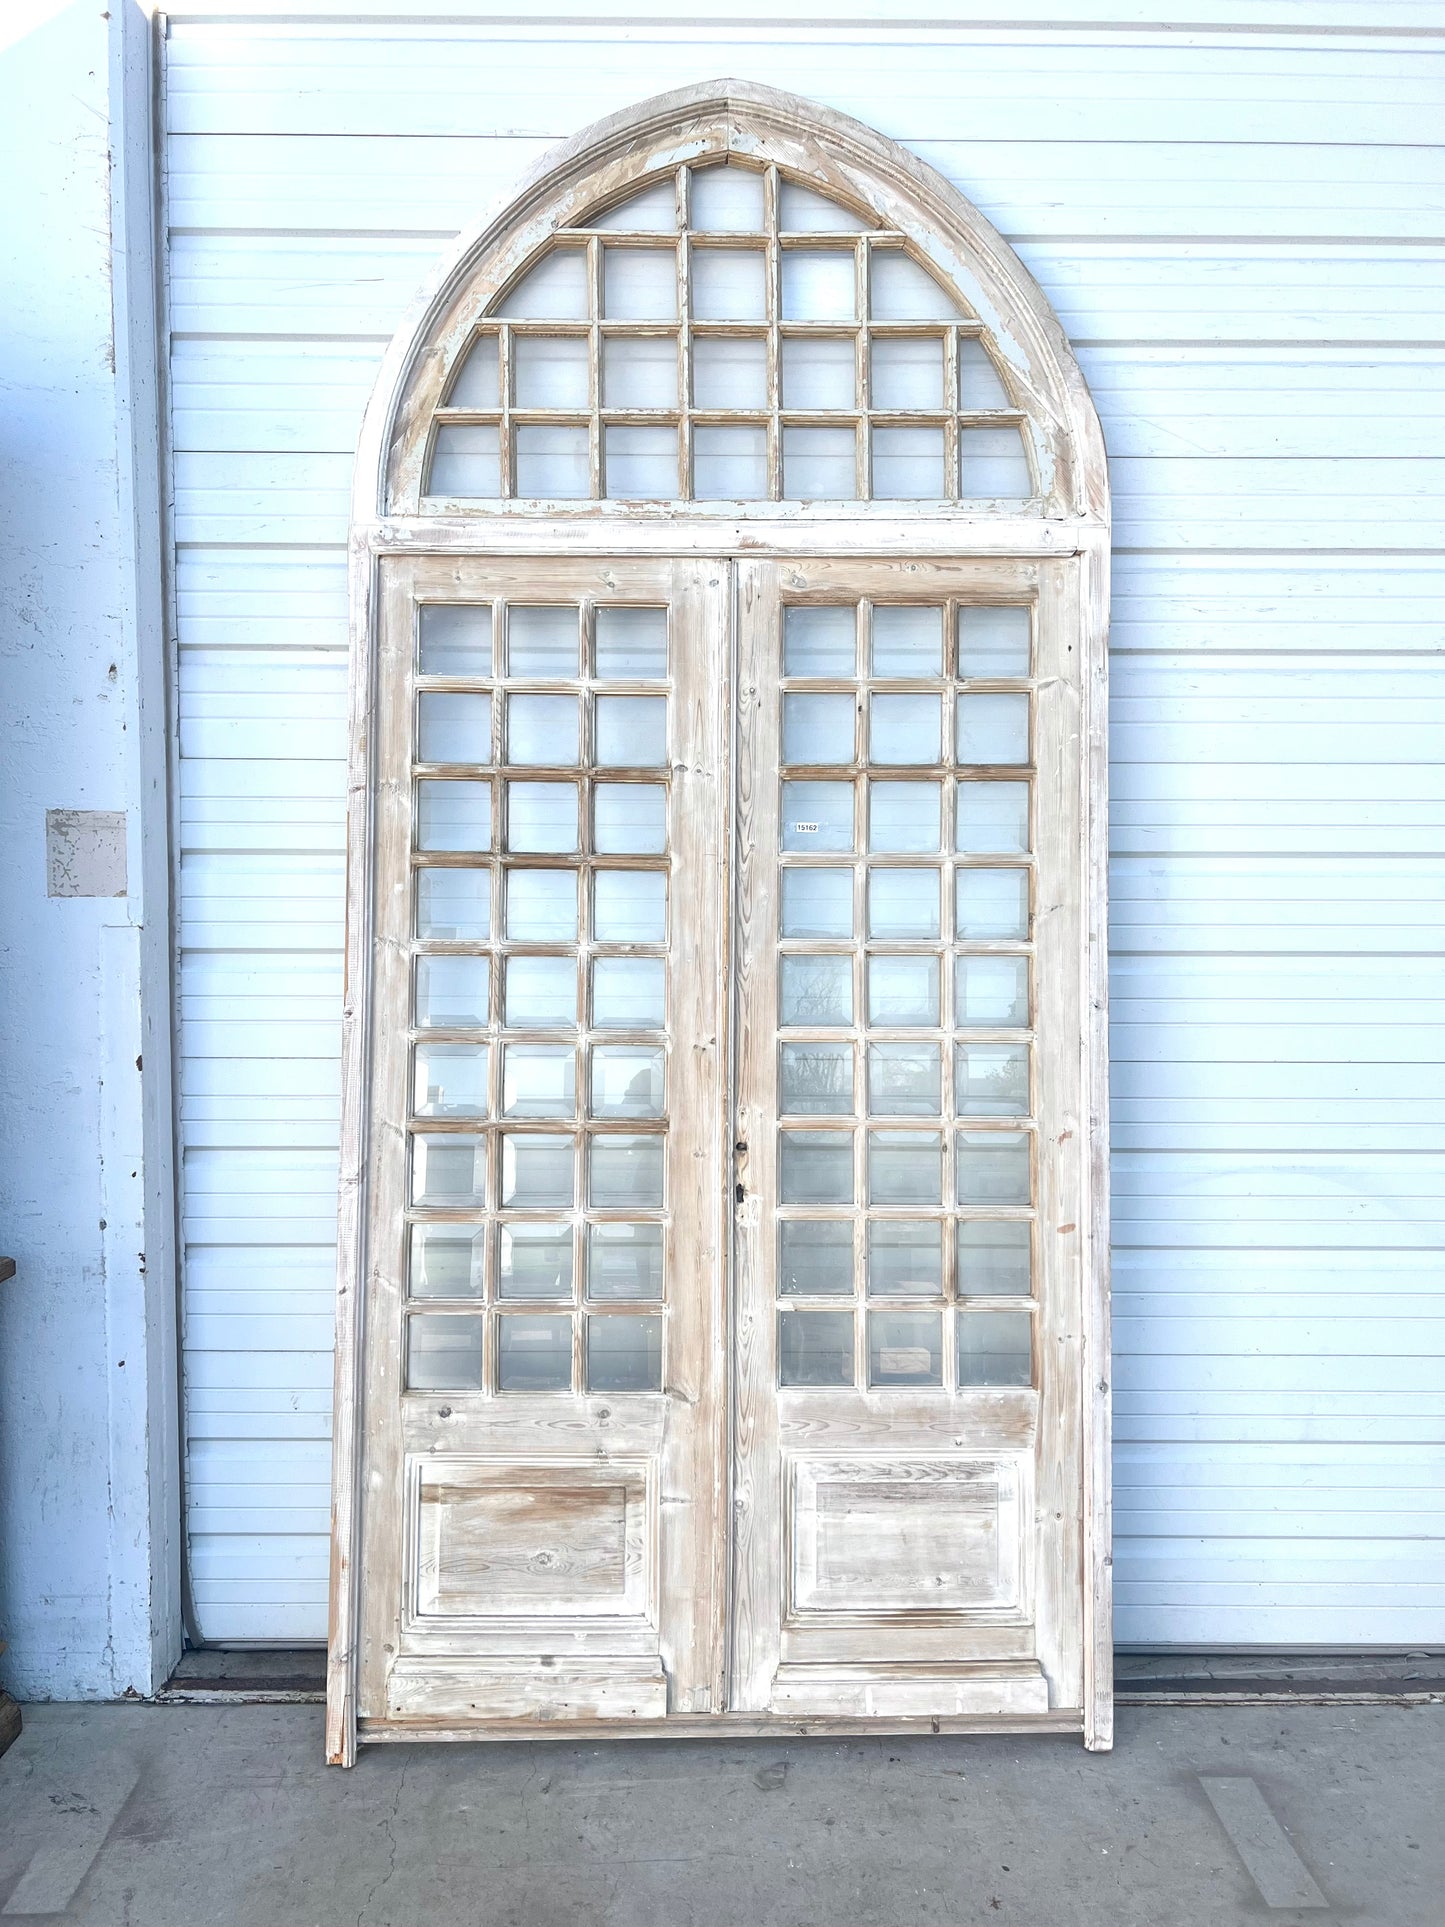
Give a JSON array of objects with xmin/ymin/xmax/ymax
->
[
  {"xmin": 365, "ymin": 517, "xmax": 1098, "ymax": 560},
  {"xmin": 358, "ymin": 1709, "xmax": 1085, "ymax": 1744}
]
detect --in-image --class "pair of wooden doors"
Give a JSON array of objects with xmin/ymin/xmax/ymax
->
[{"xmin": 334, "ymin": 547, "xmax": 1102, "ymax": 1745}]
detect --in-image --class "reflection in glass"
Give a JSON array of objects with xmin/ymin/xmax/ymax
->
[
  {"xmin": 417, "ymin": 780, "xmax": 490, "ymax": 852},
  {"xmin": 693, "ymin": 425, "xmax": 768, "ymax": 499},
  {"xmin": 956, "ymin": 1130, "xmax": 1031, "ymax": 1205},
  {"xmin": 411, "ymin": 1134, "xmax": 486, "ymax": 1206},
  {"xmin": 506, "ymin": 869, "xmax": 577, "ymax": 942},
  {"xmin": 780, "ymin": 1131, "xmax": 854, "ymax": 1204},
  {"xmin": 780, "ymin": 954, "xmax": 852, "ymax": 1026},
  {"xmin": 413, "ymin": 1042, "xmax": 488, "ymax": 1118},
  {"xmin": 868, "ymin": 1308, "xmax": 943, "ymax": 1386},
  {"xmin": 594, "ymin": 784, "xmax": 667, "ymax": 854},
  {"xmin": 446, "ymin": 336, "xmax": 499, "ymax": 407},
  {"xmin": 497, "ymin": 1222, "xmax": 573, "ymax": 1299},
  {"xmin": 602, "ymin": 336, "xmax": 678, "ymax": 409},
  {"xmin": 505, "ymin": 955, "xmax": 577, "ymax": 1028},
  {"xmin": 781, "ymin": 336, "xmax": 855, "ymax": 410},
  {"xmin": 868, "ymin": 781, "xmax": 941, "ymax": 854},
  {"xmin": 781, "ymin": 867, "xmax": 853, "ymax": 938},
  {"xmin": 406, "ymin": 1315, "xmax": 483, "ymax": 1391},
  {"xmin": 507, "ymin": 693, "xmax": 579, "ymax": 766},
  {"xmin": 783, "ymin": 425, "xmax": 857, "ymax": 499},
  {"xmin": 957, "ymin": 1220, "xmax": 1031, "ymax": 1297},
  {"xmin": 498, "ymin": 249, "xmax": 589, "ymax": 320},
  {"xmin": 869, "ymin": 251, "xmax": 961, "ymax": 321},
  {"xmin": 871, "ymin": 336, "xmax": 944, "ymax": 410},
  {"xmin": 415, "ymin": 954, "xmax": 490, "ymax": 1028},
  {"xmin": 586, "ymin": 1314, "xmax": 663, "ymax": 1392},
  {"xmin": 779, "ymin": 1220, "xmax": 854, "ymax": 1296},
  {"xmin": 500, "ymin": 1133, "xmax": 574, "ymax": 1207},
  {"xmin": 870, "ymin": 692, "xmax": 941, "ymax": 765},
  {"xmin": 428, "ymin": 425, "xmax": 500, "ymax": 497},
  {"xmin": 781, "ymin": 250, "xmax": 856, "ymax": 321},
  {"xmin": 956, "ymin": 868, "xmax": 1029, "ymax": 941},
  {"xmin": 418, "ymin": 692, "xmax": 491, "ymax": 765},
  {"xmin": 417, "ymin": 866, "xmax": 491, "ymax": 942},
  {"xmin": 867, "ymin": 1220, "xmax": 942, "ymax": 1297},
  {"xmin": 595, "ymin": 696, "xmax": 667, "ymax": 767},
  {"xmin": 871, "ymin": 604, "xmax": 944, "ymax": 678},
  {"xmin": 867, "ymin": 867, "xmax": 939, "ymax": 939},
  {"xmin": 408, "ymin": 1224, "xmax": 484, "ymax": 1299},
  {"xmin": 960, "ymin": 425, "xmax": 1032, "ymax": 497},
  {"xmin": 497, "ymin": 1315, "xmax": 572, "ymax": 1392},
  {"xmin": 514, "ymin": 425, "xmax": 589, "ymax": 498},
  {"xmin": 514, "ymin": 335, "xmax": 589, "ymax": 409},
  {"xmin": 958, "ymin": 606, "xmax": 1031, "ymax": 678},
  {"xmin": 605, "ymin": 424, "xmax": 678, "ymax": 500},
  {"xmin": 867, "ymin": 955, "xmax": 940, "ymax": 1027},
  {"xmin": 691, "ymin": 249, "xmax": 766, "ymax": 321},
  {"xmin": 591, "ymin": 1045, "xmax": 665, "ymax": 1118},
  {"xmin": 958, "ymin": 336, "xmax": 1012, "ymax": 410},
  {"xmin": 692, "ymin": 336, "xmax": 768, "ymax": 410},
  {"xmin": 779, "ymin": 1309, "xmax": 853, "ymax": 1386},
  {"xmin": 955, "ymin": 1044, "xmax": 1029, "ymax": 1117},
  {"xmin": 602, "ymin": 247, "xmax": 677, "ymax": 320},
  {"xmin": 589, "ymin": 1134, "xmax": 665, "ymax": 1207},
  {"xmin": 592, "ymin": 957, "xmax": 666, "ymax": 1029},
  {"xmin": 868, "ymin": 1129, "xmax": 942, "ymax": 1204},
  {"xmin": 957, "ymin": 1308, "xmax": 1032, "ymax": 1386},
  {"xmin": 587, "ymin": 1222, "xmax": 664, "ymax": 1301},
  {"xmin": 501, "ymin": 1043, "xmax": 575, "ymax": 1118},
  {"xmin": 595, "ymin": 607, "xmax": 668, "ymax": 680},
  {"xmin": 956, "ymin": 693, "xmax": 1030, "ymax": 765},
  {"xmin": 783, "ymin": 693, "xmax": 855, "ymax": 765},
  {"xmin": 784, "ymin": 605, "xmax": 855, "ymax": 677},
  {"xmin": 956, "ymin": 781, "xmax": 1029, "ymax": 855},
  {"xmin": 591, "ymin": 181, "xmax": 677, "ymax": 232},
  {"xmin": 594, "ymin": 869, "xmax": 666, "ymax": 942},
  {"xmin": 780, "ymin": 1040, "xmax": 853, "ymax": 1115},
  {"xmin": 781, "ymin": 780, "xmax": 854, "ymax": 853},
  {"xmin": 778, "ymin": 181, "xmax": 865, "ymax": 233},
  {"xmin": 872, "ymin": 426, "xmax": 946, "ymax": 500},
  {"xmin": 690, "ymin": 162, "xmax": 765, "ymax": 231},
  {"xmin": 867, "ymin": 1041, "xmax": 942, "ymax": 1116},
  {"xmin": 508, "ymin": 606, "xmax": 579, "ymax": 679},
  {"xmin": 955, "ymin": 955, "xmax": 1029, "ymax": 1028},
  {"xmin": 419, "ymin": 605, "xmax": 492, "ymax": 677}
]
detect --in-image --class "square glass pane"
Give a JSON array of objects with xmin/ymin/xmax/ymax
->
[
  {"xmin": 593, "ymin": 181, "xmax": 676, "ymax": 233},
  {"xmin": 957, "ymin": 693, "xmax": 1030, "ymax": 766},
  {"xmin": 411, "ymin": 1133, "xmax": 486, "ymax": 1206},
  {"xmin": 508, "ymin": 606, "xmax": 579, "ymax": 679},
  {"xmin": 781, "ymin": 336, "xmax": 856, "ymax": 410},
  {"xmin": 779, "ymin": 182, "xmax": 864, "ymax": 233},
  {"xmin": 958, "ymin": 336, "xmax": 1011, "ymax": 410},
  {"xmin": 595, "ymin": 607, "xmax": 668, "ymax": 680},
  {"xmin": 779, "ymin": 1220, "xmax": 854, "ymax": 1296},
  {"xmin": 501, "ymin": 1042, "xmax": 575, "ymax": 1119},
  {"xmin": 417, "ymin": 866, "xmax": 491, "ymax": 942},
  {"xmin": 780, "ymin": 1130, "xmax": 854, "ymax": 1205},
  {"xmin": 514, "ymin": 425, "xmax": 590, "ymax": 499},
  {"xmin": 782, "ymin": 780, "xmax": 854, "ymax": 853},
  {"xmin": 690, "ymin": 162, "xmax": 765, "ymax": 232},
  {"xmin": 870, "ymin": 336, "xmax": 944, "ymax": 410},
  {"xmin": 506, "ymin": 782, "xmax": 578, "ymax": 853},
  {"xmin": 500, "ymin": 1133, "xmax": 575, "ymax": 1207},
  {"xmin": 413, "ymin": 1042, "xmax": 488, "ymax": 1118},
  {"xmin": 504, "ymin": 956, "xmax": 577, "ymax": 1029},
  {"xmin": 956, "ymin": 955, "xmax": 1029, "ymax": 1028},
  {"xmin": 870, "ymin": 693, "xmax": 941, "ymax": 765},
  {"xmin": 587, "ymin": 1223, "xmax": 664, "ymax": 1302},
  {"xmin": 506, "ymin": 869, "xmax": 578, "ymax": 942},
  {"xmin": 419, "ymin": 605, "xmax": 492, "ymax": 677},
  {"xmin": 957, "ymin": 1308, "xmax": 1032, "ymax": 1386},
  {"xmin": 497, "ymin": 1314, "xmax": 572, "ymax": 1393},
  {"xmin": 957, "ymin": 1220, "xmax": 1032, "ymax": 1297},
  {"xmin": 594, "ymin": 869, "xmax": 666, "ymax": 942},
  {"xmin": 867, "ymin": 1220, "xmax": 942, "ymax": 1298},
  {"xmin": 589, "ymin": 1134, "xmax": 665, "ymax": 1208},
  {"xmin": 867, "ymin": 868, "xmax": 939, "ymax": 939},
  {"xmin": 406, "ymin": 1314, "xmax": 483, "ymax": 1392},
  {"xmin": 605, "ymin": 424, "xmax": 678, "ymax": 500},
  {"xmin": 956, "ymin": 1130, "xmax": 1031, "ymax": 1206},
  {"xmin": 594, "ymin": 784, "xmax": 667, "ymax": 854},
  {"xmin": 418, "ymin": 692, "xmax": 491, "ymax": 765},
  {"xmin": 960, "ymin": 425, "xmax": 1032, "ymax": 498},
  {"xmin": 954, "ymin": 1044, "xmax": 1030, "ymax": 1117},
  {"xmin": 783, "ymin": 692, "xmax": 855, "ymax": 766},
  {"xmin": 693, "ymin": 424, "xmax": 768, "ymax": 499},
  {"xmin": 872, "ymin": 426, "xmax": 945, "ymax": 500},
  {"xmin": 498, "ymin": 249, "xmax": 588, "ymax": 320},
  {"xmin": 591, "ymin": 1044, "xmax": 665, "ymax": 1117},
  {"xmin": 868, "ymin": 1129, "xmax": 942, "ymax": 1204},
  {"xmin": 781, "ymin": 866, "xmax": 853, "ymax": 938},
  {"xmin": 869, "ymin": 252, "xmax": 960, "ymax": 321},
  {"xmin": 779, "ymin": 1310, "xmax": 853, "ymax": 1387},
  {"xmin": 446, "ymin": 335, "xmax": 499, "ymax": 408},
  {"xmin": 867, "ymin": 1041, "xmax": 942, "ymax": 1116},
  {"xmin": 692, "ymin": 336, "xmax": 767, "ymax": 410},
  {"xmin": 868, "ymin": 781, "xmax": 941, "ymax": 854},
  {"xmin": 409, "ymin": 1224, "xmax": 484, "ymax": 1300},
  {"xmin": 956, "ymin": 868, "xmax": 1030, "ymax": 942},
  {"xmin": 868, "ymin": 1309, "xmax": 943, "ymax": 1387},
  {"xmin": 586, "ymin": 1314, "xmax": 663, "ymax": 1393},
  {"xmin": 428, "ymin": 424, "xmax": 499, "ymax": 498},
  {"xmin": 602, "ymin": 335, "xmax": 678, "ymax": 409},
  {"xmin": 592, "ymin": 957, "xmax": 666, "ymax": 1029},
  {"xmin": 780, "ymin": 1040, "xmax": 854, "ymax": 1116},
  {"xmin": 691, "ymin": 248, "xmax": 766, "ymax": 322},
  {"xmin": 784, "ymin": 605, "xmax": 856, "ymax": 678},
  {"xmin": 959, "ymin": 606, "xmax": 1031, "ymax": 678},
  {"xmin": 513, "ymin": 335, "xmax": 589, "ymax": 409},
  {"xmin": 602, "ymin": 247, "xmax": 677, "ymax": 321},
  {"xmin": 506, "ymin": 693, "xmax": 579, "ymax": 767},
  {"xmin": 780, "ymin": 954, "xmax": 853, "ymax": 1027},
  {"xmin": 783, "ymin": 425, "xmax": 857, "ymax": 500},
  {"xmin": 956, "ymin": 781, "xmax": 1029, "ymax": 855},
  {"xmin": 417, "ymin": 779, "xmax": 490, "ymax": 852},
  {"xmin": 780, "ymin": 250, "xmax": 856, "ymax": 321},
  {"xmin": 497, "ymin": 1222, "xmax": 573, "ymax": 1300},
  {"xmin": 415, "ymin": 953, "xmax": 490, "ymax": 1028},
  {"xmin": 596, "ymin": 695, "xmax": 667, "ymax": 767},
  {"xmin": 867, "ymin": 955, "xmax": 940, "ymax": 1027},
  {"xmin": 871, "ymin": 605, "xmax": 944, "ymax": 678}
]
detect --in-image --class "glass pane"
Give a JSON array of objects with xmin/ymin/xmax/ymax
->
[
  {"xmin": 497, "ymin": 1314, "xmax": 572, "ymax": 1392},
  {"xmin": 498, "ymin": 249, "xmax": 589, "ymax": 320},
  {"xmin": 596, "ymin": 696, "xmax": 667, "ymax": 767},
  {"xmin": 587, "ymin": 1222, "xmax": 664, "ymax": 1302},
  {"xmin": 594, "ymin": 784, "xmax": 667, "ymax": 854},
  {"xmin": 780, "ymin": 250, "xmax": 856, "ymax": 321},
  {"xmin": 955, "ymin": 955, "xmax": 1030, "ymax": 1028},
  {"xmin": 779, "ymin": 1309, "xmax": 854, "ymax": 1386},
  {"xmin": 505, "ymin": 955, "xmax": 577, "ymax": 1028},
  {"xmin": 507, "ymin": 693, "xmax": 579, "ymax": 766},
  {"xmin": 778, "ymin": 181, "xmax": 865, "ymax": 233},
  {"xmin": 415, "ymin": 954, "xmax": 490, "ymax": 1028},
  {"xmin": 780, "ymin": 1040, "xmax": 853, "ymax": 1116},
  {"xmin": 867, "ymin": 1220, "xmax": 942, "ymax": 1298},
  {"xmin": 690, "ymin": 163, "xmax": 765, "ymax": 232},
  {"xmin": 958, "ymin": 1220, "xmax": 1032, "ymax": 1297},
  {"xmin": 497, "ymin": 1222, "xmax": 573, "ymax": 1299},
  {"xmin": 956, "ymin": 1130, "xmax": 1031, "ymax": 1205},
  {"xmin": 419, "ymin": 605, "xmax": 492, "ymax": 677},
  {"xmin": 780, "ymin": 954, "xmax": 852, "ymax": 1027},
  {"xmin": 500, "ymin": 1133, "xmax": 575, "ymax": 1207},
  {"xmin": 603, "ymin": 247, "xmax": 677, "ymax": 321},
  {"xmin": 867, "ymin": 868, "xmax": 939, "ymax": 939},
  {"xmin": 780, "ymin": 1131, "xmax": 854, "ymax": 1205},
  {"xmin": 957, "ymin": 693, "xmax": 1030, "ymax": 766},
  {"xmin": 693, "ymin": 424, "xmax": 768, "ymax": 499},
  {"xmin": 595, "ymin": 607, "xmax": 668, "ymax": 679},
  {"xmin": 592, "ymin": 957, "xmax": 666, "ymax": 1029},
  {"xmin": 417, "ymin": 866, "xmax": 491, "ymax": 942},
  {"xmin": 605, "ymin": 424, "xmax": 678, "ymax": 500},
  {"xmin": 591, "ymin": 1044, "xmax": 665, "ymax": 1117},
  {"xmin": 870, "ymin": 693, "xmax": 941, "ymax": 765},
  {"xmin": 508, "ymin": 605, "xmax": 579, "ymax": 679},
  {"xmin": 412, "ymin": 1133, "xmax": 486, "ymax": 1206},
  {"xmin": 867, "ymin": 956, "xmax": 940, "ymax": 1027},
  {"xmin": 956, "ymin": 868, "xmax": 1029, "ymax": 941},
  {"xmin": 417, "ymin": 780, "xmax": 490, "ymax": 852},
  {"xmin": 409, "ymin": 1224, "xmax": 484, "ymax": 1299},
  {"xmin": 501, "ymin": 1042, "xmax": 575, "ymax": 1118},
  {"xmin": 407, "ymin": 1315, "xmax": 483, "ymax": 1392},
  {"xmin": 592, "ymin": 180, "xmax": 677, "ymax": 232},
  {"xmin": 602, "ymin": 335, "xmax": 678, "ymax": 409},
  {"xmin": 867, "ymin": 1041, "xmax": 942, "ymax": 1116},
  {"xmin": 594, "ymin": 869, "xmax": 666, "ymax": 942},
  {"xmin": 868, "ymin": 1129, "xmax": 942, "ymax": 1204},
  {"xmin": 872, "ymin": 426, "xmax": 945, "ymax": 500},
  {"xmin": 506, "ymin": 781, "xmax": 578, "ymax": 853},
  {"xmin": 781, "ymin": 336, "xmax": 856, "ymax": 410},
  {"xmin": 959, "ymin": 606, "xmax": 1031, "ymax": 678},
  {"xmin": 957, "ymin": 1308, "xmax": 1032, "ymax": 1386},
  {"xmin": 782, "ymin": 780, "xmax": 854, "ymax": 853},
  {"xmin": 428, "ymin": 424, "xmax": 499, "ymax": 497},
  {"xmin": 513, "ymin": 335, "xmax": 589, "ymax": 409},
  {"xmin": 692, "ymin": 336, "xmax": 767, "ymax": 410},
  {"xmin": 587, "ymin": 1315, "xmax": 663, "ymax": 1392},
  {"xmin": 783, "ymin": 692, "xmax": 855, "ymax": 766},
  {"xmin": 871, "ymin": 606, "xmax": 943, "ymax": 678},
  {"xmin": 691, "ymin": 249, "xmax": 766, "ymax": 322},
  {"xmin": 960, "ymin": 425, "xmax": 1032, "ymax": 497},
  {"xmin": 870, "ymin": 336, "xmax": 944, "ymax": 410},
  {"xmin": 784, "ymin": 605, "xmax": 856, "ymax": 677},
  {"xmin": 446, "ymin": 336, "xmax": 499, "ymax": 408},
  {"xmin": 413, "ymin": 1042, "xmax": 488, "ymax": 1118},
  {"xmin": 589, "ymin": 1134, "xmax": 665, "ymax": 1207},
  {"xmin": 868, "ymin": 781, "xmax": 941, "ymax": 854},
  {"xmin": 869, "ymin": 252, "xmax": 961, "ymax": 321},
  {"xmin": 954, "ymin": 1044, "xmax": 1030, "ymax": 1117},
  {"xmin": 779, "ymin": 1220, "xmax": 854, "ymax": 1296},
  {"xmin": 506, "ymin": 869, "xmax": 577, "ymax": 942},
  {"xmin": 868, "ymin": 1309, "xmax": 942, "ymax": 1387},
  {"xmin": 958, "ymin": 336, "xmax": 1011, "ymax": 410},
  {"xmin": 781, "ymin": 867, "xmax": 853, "ymax": 938},
  {"xmin": 783, "ymin": 425, "xmax": 857, "ymax": 500},
  {"xmin": 957, "ymin": 781, "xmax": 1029, "ymax": 855},
  {"xmin": 514, "ymin": 425, "xmax": 590, "ymax": 498}
]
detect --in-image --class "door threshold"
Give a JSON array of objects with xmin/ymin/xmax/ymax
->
[{"xmin": 358, "ymin": 1709, "xmax": 1087, "ymax": 1744}]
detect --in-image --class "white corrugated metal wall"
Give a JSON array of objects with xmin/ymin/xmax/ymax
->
[{"xmin": 165, "ymin": 1, "xmax": 1445, "ymax": 1645}]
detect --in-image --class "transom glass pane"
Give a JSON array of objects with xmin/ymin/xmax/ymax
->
[
  {"xmin": 514, "ymin": 425, "xmax": 589, "ymax": 498},
  {"xmin": 602, "ymin": 247, "xmax": 677, "ymax": 320},
  {"xmin": 691, "ymin": 249, "xmax": 766, "ymax": 321},
  {"xmin": 693, "ymin": 425, "xmax": 767, "ymax": 499},
  {"xmin": 692, "ymin": 337, "xmax": 768, "ymax": 410},
  {"xmin": 690, "ymin": 163, "xmax": 766, "ymax": 232},
  {"xmin": 781, "ymin": 251, "xmax": 857, "ymax": 321},
  {"xmin": 603, "ymin": 336, "xmax": 678, "ymax": 409},
  {"xmin": 498, "ymin": 249, "xmax": 589, "ymax": 320},
  {"xmin": 781, "ymin": 336, "xmax": 856, "ymax": 410},
  {"xmin": 446, "ymin": 336, "xmax": 499, "ymax": 408},
  {"xmin": 429, "ymin": 425, "xmax": 499, "ymax": 498},
  {"xmin": 871, "ymin": 336, "xmax": 944, "ymax": 410},
  {"xmin": 514, "ymin": 335, "xmax": 589, "ymax": 409}
]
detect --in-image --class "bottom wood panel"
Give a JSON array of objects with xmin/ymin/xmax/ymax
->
[
  {"xmin": 770, "ymin": 1661, "xmax": 1049, "ymax": 1719},
  {"xmin": 386, "ymin": 1655, "xmax": 668, "ymax": 1722},
  {"xmin": 359, "ymin": 1706, "xmax": 1082, "ymax": 1744}
]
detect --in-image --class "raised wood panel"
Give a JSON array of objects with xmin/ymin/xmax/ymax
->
[
  {"xmin": 386, "ymin": 1654, "xmax": 667, "ymax": 1722},
  {"xmin": 770, "ymin": 1661, "xmax": 1049, "ymax": 1718}
]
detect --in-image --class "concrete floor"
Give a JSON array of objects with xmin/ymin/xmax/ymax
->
[{"xmin": 0, "ymin": 1702, "xmax": 1439, "ymax": 1926}]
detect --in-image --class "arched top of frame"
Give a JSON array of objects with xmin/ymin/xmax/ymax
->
[{"xmin": 361, "ymin": 82, "xmax": 1108, "ymax": 525}]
